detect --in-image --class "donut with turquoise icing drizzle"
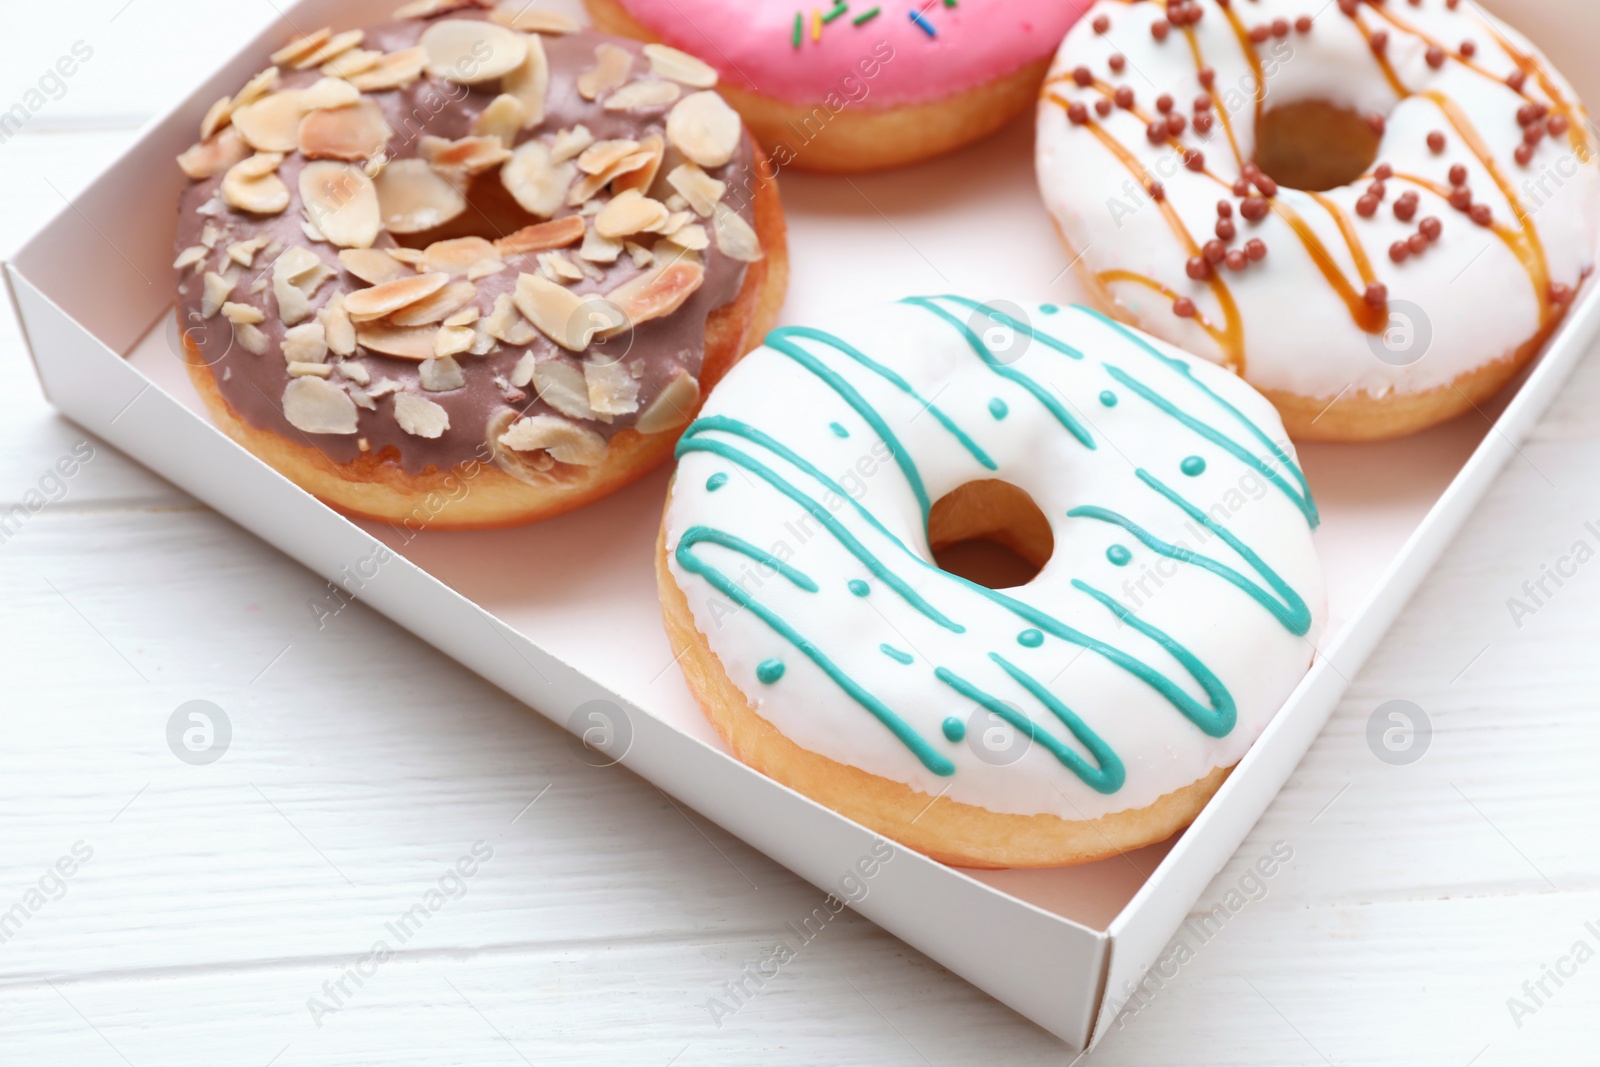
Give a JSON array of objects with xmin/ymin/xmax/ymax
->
[
  {"xmin": 585, "ymin": 0, "xmax": 1085, "ymax": 171},
  {"xmin": 657, "ymin": 297, "xmax": 1326, "ymax": 868},
  {"xmin": 1037, "ymin": 0, "xmax": 1600, "ymax": 443}
]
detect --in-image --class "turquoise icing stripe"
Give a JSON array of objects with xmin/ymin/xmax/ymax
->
[
  {"xmin": 676, "ymin": 534, "xmax": 955, "ymax": 776},
  {"xmin": 923, "ymin": 294, "xmax": 1088, "ymax": 360},
  {"xmin": 900, "ymin": 297, "xmax": 1096, "ymax": 449},
  {"xmin": 679, "ymin": 417, "xmax": 966, "ymax": 633},
  {"xmin": 1068, "ymin": 472, "xmax": 1312, "ymax": 636},
  {"xmin": 880, "ymin": 643, "xmax": 914, "ymax": 664},
  {"xmin": 675, "ymin": 527, "xmax": 821, "ymax": 593}
]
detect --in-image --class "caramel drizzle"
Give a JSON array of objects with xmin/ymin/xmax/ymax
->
[{"xmin": 1184, "ymin": 27, "xmax": 1244, "ymax": 167}]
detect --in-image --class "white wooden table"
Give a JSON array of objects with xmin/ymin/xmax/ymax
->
[{"xmin": 4, "ymin": 3, "xmax": 1599, "ymax": 1063}]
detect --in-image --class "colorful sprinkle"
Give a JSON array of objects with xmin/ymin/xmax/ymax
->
[
  {"xmin": 1181, "ymin": 455, "xmax": 1207, "ymax": 476},
  {"xmin": 941, "ymin": 716, "xmax": 967, "ymax": 741},
  {"xmin": 882, "ymin": 643, "xmax": 915, "ymax": 665},
  {"xmin": 1041, "ymin": 303, "xmax": 1060, "ymax": 314},
  {"xmin": 792, "ymin": 11, "xmax": 803, "ymax": 47},
  {"xmin": 1099, "ymin": 390, "xmax": 1119, "ymax": 407},
  {"xmin": 830, "ymin": 421, "xmax": 850, "ymax": 438},
  {"xmin": 813, "ymin": 8, "xmax": 822, "ymax": 41},
  {"xmin": 848, "ymin": 578, "xmax": 871, "ymax": 597},
  {"xmin": 909, "ymin": 8, "xmax": 937, "ymax": 35},
  {"xmin": 1107, "ymin": 544, "xmax": 1133, "ymax": 566},
  {"xmin": 988, "ymin": 397, "xmax": 1009, "ymax": 420},
  {"xmin": 1018, "ymin": 628, "xmax": 1045, "ymax": 648},
  {"xmin": 822, "ymin": 0, "xmax": 849, "ymax": 22},
  {"xmin": 757, "ymin": 658, "xmax": 786, "ymax": 684},
  {"xmin": 853, "ymin": 5, "xmax": 880, "ymax": 24},
  {"xmin": 706, "ymin": 472, "xmax": 728, "ymax": 492}
]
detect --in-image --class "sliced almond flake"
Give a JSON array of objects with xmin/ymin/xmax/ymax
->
[
  {"xmin": 643, "ymin": 44, "xmax": 718, "ymax": 89},
  {"xmin": 486, "ymin": 293, "xmax": 537, "ymax": 345},
  {"xmin": 550, "ymin": 125, "xmax": 594, "ymax": 164},
  {"xmin": 251, "ymin": 276, "xmax": 271, "ymax": 295},
  {"xmin": 350, "ymin": 386, "xmax": 378, "ymax": 411},
  {"xmin": 665, "ymin": 222, "xmax": 709, "ymax": 251},
  {"xmin": 299, "ymin": 78, "xmax": 363, "ymax": 111},
  {"xmin": 222, "ymin": 152, "xmax": 290, "ymax": 214},
  {"xmin": 201, "ymin": 96, "xmax": 234, "ymax": 142},
  {"xmin": 320, "ymin": 294, "xmax": 358, "ymax": 356},
  {"xmin": 635, "ymin": 369, "xmax": 701, "ymax": 433},
  {"xmin": 510, "ymin": 351, "xmax": 537, "ymax": 387},
  {"xmin": 421, "ymin": 134, "xmax": 513, "ymax": 182},
  {"xmin": 501, "ymin": 140, "xmax": 575, "ymax": 218},
  {"xmin": 444, "ymin": 305, "xmax": 480, "ymax": 327},
  {"xmin": 421, "ymin": 19, "xmax": 527, "ymax": 83},
  {"xmin": 603, "ymin": 79, "xmax": 680, "ymax": 112},
  {"xmin": 433, "ymin": 326, "xmax": 478, "ymax": 362},
  {"xmin": 348, "ymin": 47, "xmax": 428, "ymax": 92},
  {"xmin": 200, "ymin": 222, "xmax": 223, "ymax": 250},
  {"xmin": 420, "ymin": 355, "xmax": 467, "ymax": 390},
  {"xmin": 228, "ymin": 236, "xmax": 271, "ymax": 267},
  {"xmin": 472, "ymin": 94, "xmax": 526, "ymax": 148},
  {"xmin": 578, "ymin": 138, "xmax": 641, "ymax": 176},
  {"xmin": 666, "ymin": 91, "xmax": 741, "ymax": 169},
  {"xmin": 533, "ymin": 359, "xmax": 595, "ymax": 419},
  {"xmin": 345, "ymin": 272, "xmax": 450, "ymax": 321},
  {"xmin": 299, "ymin": 162, "xmax": 382, "ymax": 249},
  {"xmin": 665, "ymin": 193, "xmax": 689, "ymax": 212},
  {"xmin": 611, "ymin": 134, "xmax": 664, "ymax": 196},
  {"xmin": 201, "ymin": 272, "xmax": 235, "ymax": 318},
  {"xmin": 467, "ymin": 259, "xmax": 506, "ymax": 280},
  {"xmin": 514, "ymin": 272, "xmax": 597, "ymax": 352},
  {"xmin": 221, "ymin": 301, "xmax": 265, "ymax": 326},
  {"xmin": 713, "ymin": 201, "xmax": 764, "ymax": 262},
  {"xmin": 652, "ymin": 210, "xmax": 695, "ymax": 236},
  {"xmin": 395, "ymin": 0, "xmax": 484, "ymax": 16},
  {"xmin": 387, "ymin": 247, "xmax": 426, "ymax": 267},
  {"xmin": 323, "ymin": 49, "xmax": 383, "ymax": 78},
  {"xmin": 578, "ymin": 44, "xmax": 633, "ymax": 102},
  {"xmin": 470, "ymin": 318, "xmax": 497, "ymax": 355},
  {"xmin": 602, "ymin": 254, "xmax": 703, "ymax": 333},
  {"xmin": 575, "ymin": 258, "xmax": 606, "ymax": 283},
  {"xmin": 394, "ymin": 392, "xmax": 451, "ymax": 437},
  {"xmin": 281, "ymin": 322, "xmax": 329, "ymax": 364},
  {"xmin": 489, "ymin": 5, "xmax": 580, "ymax": 33},
  {"xmin": 624, "ymin": 240, "xmax": 654, "ymax": 268},
  {"xmin": 537, "ymin": 251, "xmax": 583, "ymax": 282},
  {"xmin": 356, "ymin": 323, "xmax": 438, "ymax": 360},
  {"xmin": 236, "ymin": 323, "xmax": 270, "ymax": 355},
  {"xmin": 578, "ymin": 227, "xmax": 623, "ymax": 263},
  {"xmin": 368, "ymin": 379, "xmax": 403, "ymax": 398},
  {"xmin": 566, "ymin": 144, "xmax": 655, "ymax": 204},
  {"xmin": 288, "ymin": 361, "xmax": 334, "ymax": 378},
  {"xmin": 271, "ymin": 28, "xmax": 333, "ymax": 68},
  {"xmin": 300, "ymin": 216, "xmax": 329, "ymax": 244},
  {"xmin": 498, "ymin": 414, "xmax": 605, "ymax": 465},
  {"xmin": 584, "ymin": 357, "xmax": 640, "ymax": 417},
  {"xmin": 389, "ymin": 280, "xmax": 478, "ymax": 327},
  {"xmin": 283, "ymin": 375, "xmax": 359, "ymax": 434},
  {"xmin": 666, "ymin": 162, "xmax": 725, "ymax": 217},
  {"xmin": 294, "ymin": 29, "xmax": 364, "ymax": 70},
  {"xmin": 503, "ymin": 33, "xmax": 549, "ymax": 128},
  {"xmin": 231, "ymin": 90, "xmax": 307, "ymax": 153},
  {"xmin": 374, "ymin": 158, "xmax": 468, "ymax": 233},
  {"xmin": 300, "ymin": 99, "xmax": 393, "ymax": 161},
  {"xmin": 424, "ymin": 236, "xmax": 500, "ymax": 276},
  {"xmin": 337, "ymin": 360, "xmax": 370, "ymax": 384},
  {"xmin": 580, "ymin": 199, "xmax": 603, "ymax": 216},
  {"xmin": 174, "ymin": 246, "xmax": 207, "ymax": 271},
  {"xmin": 339, "ymin": 247, "xmax": 411, "ymax": 285},
  {"xmin": 595, "ymin": 189, "xmax": 670, "ymax": 239}
]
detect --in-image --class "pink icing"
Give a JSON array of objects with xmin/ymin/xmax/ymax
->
[{"xmin": 614, "ymin": 0, "xmax": 1083, "ymax": 107}]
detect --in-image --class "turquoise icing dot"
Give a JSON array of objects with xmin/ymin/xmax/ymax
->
[
  {"xmin": 705, "ymin": 472, "xmax": 728, "ymax": 492},
  {"xmin": 1181, "ymin": 455, "xmax": 1207, "ymax": 477},
  {"xmin": 942, "ymin": 717, "xmax": 967, "ymax": 742},
  {"xmin": 880, "ymin": 643, "xmax": 914, "ymax": 664},
  {"xmin": 1018, "ymin": 628, "xmax": 1044, "ymax": 648},
  {"xmin": 1106, "ymin": 544, "xmax": 1133, "ymax": 567},
  {"xmin": 848, "ymin": 579, "xmax": 870, "ymax": 597},
  {"xmin": 988, "ymin": 397, "xmax": 1009, "ymax": 420},
  {"xmin": 829, "ymin": 421, "xmax": 849, "ymax": 438},
  {"xmin": 1099, "ymin": 390, "xmax": 1118, "ymax": 408},
  {"xmin": 1040, "ymin": 304, "xmax": 1060, "ymax": 315},
  {"xmin": 756, "ymin": 658, "xmax": 785, "ymax": 684}
]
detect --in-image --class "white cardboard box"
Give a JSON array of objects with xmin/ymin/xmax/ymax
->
[{"xmin": 9, "ymin": 0, "xmax": 1600, "ymax": 1049}]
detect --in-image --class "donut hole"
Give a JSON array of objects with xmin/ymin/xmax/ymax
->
[
  {"xmin": 928, "ymin": 480, "xmax": 1054, "ymax": 590},
  {"xmin": 1253, "ymin": 100, "xmax": 1382, "ymax": 192}
]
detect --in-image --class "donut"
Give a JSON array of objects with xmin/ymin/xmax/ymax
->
[
  {"xmin": 657, "ymin": 297, "xmax": 1326, "ymax": 869},
  {"xmin": 172, "ymin": 2, "xmax": 787, "ymax": 529},
  {"xmin": 1036, "ymin": 0, "xmax": 1600, "ymax": 442},
  {"xmin": 585, "ymin": 0, "xmax": 1084, "ymax": 172}
]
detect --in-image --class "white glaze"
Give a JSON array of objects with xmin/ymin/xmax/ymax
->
[
  {"xmin": 1036, "ymin": 0, "xmax": 1600, "ymax": 401},
  {"xmin": 664, "ymin": 299, "xmax": 1326, "ymax": 819}
]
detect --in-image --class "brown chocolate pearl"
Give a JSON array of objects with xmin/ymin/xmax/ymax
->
[
  {"xmin": 1240, "ymin": 196, "xmax": 1271, "ymax": 221},
  {"xmin": 1515, "ymin": 144, "xmax": 1535, "ymax": 166},
  {"xmin": 1271, "ymin": 18, "xmax": 1290, "ymax": 37},
  {"xmin": 1369, "ymin": 31, "xmax": 1388, "ymax": 53},
  {"xmin": 1109, "ymin": 54, "xmax": 1127, "ymax": 73},
  {"xmin": 1147, "ymin": 121, "xmax": 1168, "ymax": 144},
  {"xmin": 1449, "ymin": 164, "xmax": 1468, "ymax": 186},
  {"xmin": 1216, "ymin": 200, "xmax": 1233, "ymax": 219},
  {"xmin": 1187, "ymin": 256, "xmax": 1212, "ymax": 280},
  {"xmin": 1255, "ymin": 175, "xmax": 1279, "ymax": 197},
  {"xmin": 1551, "ymin": 282, "xmax": 1573, "ymax": 304},
  {"xmin": 1420, "ymin": 216, "xmax": 1443, "ymax": 241},
  {"xmin": 1194, "ymin": 94, "xmax": 1213, "ymax": 113},
  {"xmin": 1203, "ymin": 239, "xmax": 1227, "ymax": 263},
  {"xmin": 1094, "ymin": 98, "xmax": 1113, "ymax": 117},
  {"xmin": 1173, "ymin": 297, "xmax": 1196, "ymax": 318},
  {"xmin": 1427, "ymin": 131, "xmax": 1447, "ymax": 153},
  {"xmin": 1198, "ymin": 67, "xmax": 1216, "ymax": 88},
  {"xmin": 1389, "ymin": 241, "xmax": 1410, "ymax": 263},
  {"xmin": 1093, "ymin": 14, "xmax": 1110, "ymax": 32},
  {"xmin": 1245, "ymin": 238, "xmax": 1267, "ymax": 261},
  {"xmin": 1226, "ymin": 250, "xmax": 1249, "ymax": 271},
  {"xmin": 1193, "ymin": 112, "xmax": 1214, "ymax": 134},
  {"xmin": 1156, "ymin": 93, "xmax": 1174, "ymax": 114},
  {"xmin": 1426, "ymin": 45, "xmax": 1446, "ymax": 69},
  {"xmin": 1366, "ymin": 113, "xmax": 1386, "ymax": 136},
  {"xmin": 1232, "ymin": 178, "xmax": 1252, "ymax": 197},
  {"xmin": 1068, "ymin": 102, "xmax": 1089, "ymax": 125},
  {"xmin": 1337, "ymin": 0, "xmax": 1357, "ymax": 15},
  {"xmin": 1508, "ymin": 70, "xmax": 1527, "ymax": 92},
  {"xmin": 1216, "ymin": 218, "xmax": 1237, "ymax": 240},
  {"xmin": 1152, "ymin": 18, "xmax": 1170, "ymax": 41},
  {"xmin": 1185, "ymin": 149, "xmax": 1206, "ymax": 172},
  {"xmin": 1394, "ymin": 195, "xmax": 1418, "ymax": 222},
  {"xmin": 1356, "ymin": 195, "xmax": 1380, "ymax": 218},
  {"xmin": 1407, "ymin": 232, "xmax": 1428, "ymax": 255},
  {"xmin": 1294, "ymin": 15, "xmax": 1313, "ymax": 32},
  {"xmin": 1550, "ymin": 114, "xmax": 1571, "ymax": 136},
  {"xmin": 1167, "ymin": 113, "xmax": 1188, "ymax": 135},
  {"xmin": 1149, "ymin": 182, "xmax": 1166, "ymax": 201},
  {"xmin": 1365, "ymin": 282, "xmax": 1389, "ymax": 306},
  {"xmin": 1116, "ymin": 86, "xmax": 1136, "ymax": 109},
  {"xmin": 1470, "ymin": 203, "xmax": 1493, "ymax": 226},
  {"xmin": 1524, "ymin": 124, "xmax": 1545, "ymax": 146},
  {"xmin": 1249, "ymin": 24, "xmax": 1270, "ymax": 43},
  {"xmin": 1460, "ymin": 39, "xmax": 1477, "ymax": 58},
  {"xmin": 1518, "ymin": 103, "xmax": 1542, "ymax": 126},
  {"xmin": 1375, "ymin": 163, "xmax": 1395, "ymax": 180},
  {"xmin": 1367, "ymin": 180, "xmax": 1387, "ymax": 200},
  {"xmin": 1449, "ymin": 187, "xmax": 1473, "ymax": 210},
  {"xmin": 1072, "ymin": 66, "xmax": 1094, "ymax": 87}
]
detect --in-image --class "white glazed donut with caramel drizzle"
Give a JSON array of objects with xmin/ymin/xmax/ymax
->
[{"xmin": 1036, "ymin": 0, "xmax": 1600, "ymax": 441}]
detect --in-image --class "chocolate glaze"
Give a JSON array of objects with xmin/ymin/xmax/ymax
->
[{"xmin": 173, "ymin": 13, "xmax": 759, "ymax": 476}]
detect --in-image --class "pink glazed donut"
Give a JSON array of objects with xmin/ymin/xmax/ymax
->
[{"xmin": 584, "ymin": 0, "xmax": 1083, "ymax": 171}]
